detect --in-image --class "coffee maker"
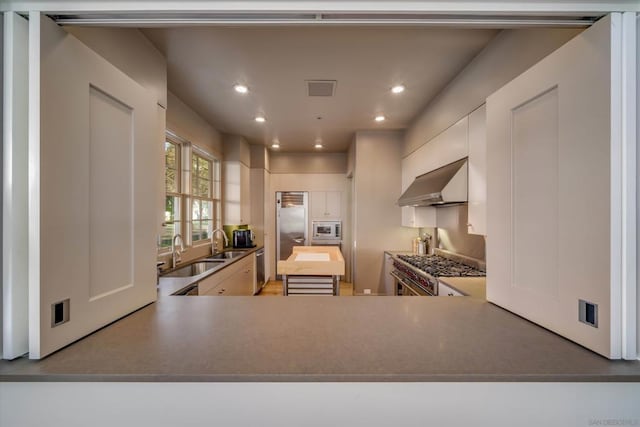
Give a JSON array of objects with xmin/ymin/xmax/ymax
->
[{"xmin": 232, "ymin": 229, "xmax": 256, "ymax": 248}]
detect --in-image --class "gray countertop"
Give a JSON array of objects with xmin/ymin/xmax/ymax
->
[
  {"xmin": 2, "ymin": 289, "xmax": 640, "ymax": 382},
  {"xmin": 158, "ymin": 246, "xmax": 263, "ymax": 296}
]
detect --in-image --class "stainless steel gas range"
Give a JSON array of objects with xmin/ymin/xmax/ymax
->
[{"xmin": 391, "ymin": 254, "xmax": 485, "ymax": 296}]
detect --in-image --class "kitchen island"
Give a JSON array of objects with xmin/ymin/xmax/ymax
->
[{"xmin": 277, "ymin": 246, "xmax": 345, "ymax": 295}]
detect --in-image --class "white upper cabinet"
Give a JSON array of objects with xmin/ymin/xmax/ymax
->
[
  {"xmin": 401, "ymin": 206, "xmax": 437, "ymax": 228},
  {"xmin": 400, "ymin": 113, "xmax": 470, "ymax": 229},
  {"xmin": 311, "ymin": 191, "xmax": 341, "ymax": 220},
  {"xmin": 224, "ymin": 161, "xmax": 251, "ymax": 225},
  {"xmin": 467, "ymin": 104, "xmax": 487, "ymax": 236},
  {"xmin": 401, "ymin": 115, "xmax": 469, "ymax": 194}
]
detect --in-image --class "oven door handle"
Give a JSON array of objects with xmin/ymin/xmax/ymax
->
[
  {"xmin": 390, "ymin": 271, "xmax": 420, "ymax": 296},
  {"xmin": 390, "ymin": 271, "xmax": 434, "ymax": 296}
]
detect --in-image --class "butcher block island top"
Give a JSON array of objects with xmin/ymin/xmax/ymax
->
[{"xmin": 277, "ymin": 246, "xmax": 345, "ymax": 276}]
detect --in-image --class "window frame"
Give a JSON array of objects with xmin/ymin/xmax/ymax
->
[
  {"xmin": 189, "ymin": 148, "xmax": 217, "ymax": 246},
  {"xmin": 159, "ymin": 136, "xmax": 183, "ymax": 253},
  {"xmin": 159, "ymin": 131, "xmax": 221, "ymax": 254}
]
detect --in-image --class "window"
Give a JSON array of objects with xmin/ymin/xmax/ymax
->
[
  {"xmin": 160, "ymin": 133, "xmax": 221, "ymax": 252},
  {"xmin": 190, "ymin": 152, "xmax": 214, "ymax": 243},
  {"xmin": 160, "ymin": 140, "xmax": 181, "ymax": 249}
]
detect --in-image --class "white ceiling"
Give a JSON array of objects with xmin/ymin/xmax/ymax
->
[{"xmin": 143, "ymin": 26, "xmax": 499, "ymax": 152}]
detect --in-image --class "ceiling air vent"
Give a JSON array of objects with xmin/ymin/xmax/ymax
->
[{"xmin": 306, "ymin": 80, "xmax": 336, "ymax": 97}]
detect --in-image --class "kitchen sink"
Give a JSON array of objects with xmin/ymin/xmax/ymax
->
[
  {"xmin": 162, "ymin": 261, "xmax": 225, "ymax": 278},
  {"xmin": 205, "ymin": 250, "xmax": 248, "ymax": 260}
]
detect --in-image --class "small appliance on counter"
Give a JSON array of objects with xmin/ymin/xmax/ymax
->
[
  {"xmin": 223, "ymin": 224, "xmax": 248, "ymax": 247},
  {"xmin": 232, "ymin": 229, "xmax": 256, "ymax": 248}
]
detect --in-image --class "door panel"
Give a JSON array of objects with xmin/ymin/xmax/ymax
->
[
  {"xmin": 512, "ymin": 87, "xmax": 559, "ymax": 295},
  {"xmin": 33, "ymin": 16, "xmax": 158, "ymax": 358},
  {"xmin": 88, "ymin": 86, "xmax": 134, "ymax": 300},
  {"xmin": 486, "ymin": 15, "xmax": 618, "ymax": 358}
]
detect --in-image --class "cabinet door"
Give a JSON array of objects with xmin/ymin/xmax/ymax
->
[
  {"xmin": 240, "ymin": 163, "xmax": 251, "ymax": 224},
  {"xmin": 310, "ymin": 191, "xmax": 341, "ymax": 219},
  {"xmin": 437, "ymin": 282, "xmax": 463, "ymax": 297},
  {"xmin": 224, "ymin": 161, "xmax": 251, "ymax": 225},
  {"xmin": 487, "ymin": 15, "xmax": 623, "ymax": 358},
  {"xmin": 384, "ymin": 254, "xmax": 395, "ymax": 295},
  {"xmin": 324, "ymin": 191, "xmax": 341, "ymax": 218},
  {"xmin": 467, "ymin": 104, "xmax": 487, "ymax": 236},
  {"xmin": 402, "ymin": 206, "xmax": 435, "ymax": 228},
  {"xmin": 310, "ymin": 191, "xmax": 326, "ymax": 219},
  {"xmin": 198, "ymin": 271, "xmax": 225, "ymax": 295}
]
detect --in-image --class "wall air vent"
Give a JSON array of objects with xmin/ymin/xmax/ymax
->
[{"xmin": 307, "ymin": 80, "xmax": 336, "ymax": 97}]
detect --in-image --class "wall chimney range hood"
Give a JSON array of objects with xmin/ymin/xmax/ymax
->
[{"xmin": 398, "ymin": 158, "xmax": 468, "ymax": 207}]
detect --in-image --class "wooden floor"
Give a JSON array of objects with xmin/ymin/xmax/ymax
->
[{"xmin": 258, "ymin": 280, "xmax": 354, "ymax": 296}]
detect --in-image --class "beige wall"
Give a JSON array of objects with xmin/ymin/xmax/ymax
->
[
  {"xmin": 270, "ymin": 152, "xmax": 347, "ymax": 174},
  {"xmin": 404, "ymin": 28, "xmax": 582, "ymax": 157},
  {"xmin": 436, "ymin": 205, "xmax": 485, "ymax": 260},
  {"xmin": 250, "ymin": 144, "xmax": 270, "ymax": 171},
  {"xmin": 167, "ymin": 91, "xmax": 223, "ymax": 157},
  {"xmin": 64, "ymin": 26, "xmax": 167, "ymax": 108},
  {"xmin": 353, "ymin": 130, "xmax": 416, "ymax": 295}
]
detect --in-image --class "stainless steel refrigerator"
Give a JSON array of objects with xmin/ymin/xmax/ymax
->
[{"xmin": 276, "ymin": 191, "xmax": 308, "ymax": 278}]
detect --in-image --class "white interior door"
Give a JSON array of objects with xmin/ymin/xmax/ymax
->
[
  {"xmin": 486, "ymin": 14, "xmax": 634, "ymax": 359},
  {"xmin": 30, "ymin": 16, "xmax": 159, "ymax": 358}
]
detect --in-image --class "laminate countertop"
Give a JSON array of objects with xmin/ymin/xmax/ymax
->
[{"xmin": 2, "ymin": 290, "xmax": 640, "ymax": 382}]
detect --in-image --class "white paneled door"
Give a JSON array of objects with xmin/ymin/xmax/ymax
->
[
  {"xmin": 29, "ymin": 16, "xmax": 159, "ymax": 358},
  {"xmin": 486, "ymin": 14, "xmax": 636, "ymax": 359}
]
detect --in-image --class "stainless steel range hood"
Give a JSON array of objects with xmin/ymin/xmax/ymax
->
[{"xmin": 398, "ymin": 158, "xmax": 468, "ymax": 207}]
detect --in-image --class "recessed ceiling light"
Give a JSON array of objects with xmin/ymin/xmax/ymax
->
[
  {"xmin": 391, "ymin": 85, "xmax": 405, "ymax": 94},
  {"xmin": 314, "ymin": 143, "xmax": 323, "ymax": 149},
  {"xmin": 234, "ymin": 84, "xmax": 248, "ymax": 94},
  {"xmin": 375, "ymin": 115, "xmax": 386, "ymax": 122},
  {"xmin": 255, "ymin": 116, "xmax": 266, "ymax": 123},
  {"xmin": 271, "ymin": 139, "xmax": 280, "ymax": 149}
]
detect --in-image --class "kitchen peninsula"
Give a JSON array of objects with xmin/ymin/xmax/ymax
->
[
  {"xmin": 277, "ymin": 246, "xmax": 345, "ymax": 295},
  {"xmin": 2, "ymin": 290, "xmax": 639, "ymax": 382}
]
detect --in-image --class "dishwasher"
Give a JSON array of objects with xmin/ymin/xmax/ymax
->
[
  {"xmin": 255, "ymin": 248, "xmax": 265, "ymax": 294},
  {"xmin": 173, "ymin": 284, "xmax": 199, "ymax": 296}
]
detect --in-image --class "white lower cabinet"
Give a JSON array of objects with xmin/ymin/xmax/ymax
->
[
  {"xmin": 199, "ymin": 254, "xmax": 256, "ymax": 296},
  {"xmin": 384, "ymin": 253, "xmax": 395, "ymax": 295},
  {"xmin": 437, "ymin": 282, "xmax": 463, "ymax": 297}
]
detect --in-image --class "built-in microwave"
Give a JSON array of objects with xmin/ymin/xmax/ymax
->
[{"xmin": 312, "ymin": 220, "xmax": 341, "ymax": 240}]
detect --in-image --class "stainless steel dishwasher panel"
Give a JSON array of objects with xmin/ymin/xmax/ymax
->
[{"xmin": 255, "ymin": 248, "xmax": 265, "ymax": 294}]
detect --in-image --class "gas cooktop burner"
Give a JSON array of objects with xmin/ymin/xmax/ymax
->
[{"xmin": 397, "ymin": 254, "xmax": 485, "ymax": 278}]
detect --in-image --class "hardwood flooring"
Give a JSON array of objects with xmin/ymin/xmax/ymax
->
[{"xmin": 257, "ymin": 280, "xmax": 354, "ymax": 296}]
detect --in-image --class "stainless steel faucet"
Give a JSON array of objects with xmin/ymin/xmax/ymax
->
[
  {"xmin": 171, "ymin": 234, "xmax": 185, "ymax": 268},
  {"xmin": 211, "ymin": 228, "xmax": 229, "ymax": 255}
]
